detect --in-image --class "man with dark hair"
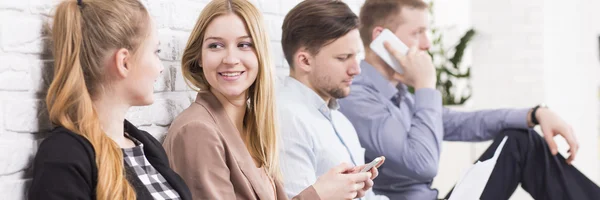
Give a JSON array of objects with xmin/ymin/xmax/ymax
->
[
  {"xmin": 338, "ymin": 0, "xmax": 600, "ymax": 199},
  {"xmin": 277, "ymin": 0, "xmax": 388, "ymax": 199}
]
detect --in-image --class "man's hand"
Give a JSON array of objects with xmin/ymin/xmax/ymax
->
[
  {"xmin": 384, "ymin": 41, "xmax": 436, "ymax": 89},
  {"xmin": 313, "ymin": 163, "xmax": 372, "ymax": 200},
  {"xmin": 534, "ymin": 108, "xmax": 579, "ymax": 164},
  {"xmin": 344, "ymin": 157, "xmax": 385, "ymax": 197}
]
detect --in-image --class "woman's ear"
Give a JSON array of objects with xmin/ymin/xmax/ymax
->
[{"xmin": 114, "ymin": 48, "xmax": 131, "ymax": 78}]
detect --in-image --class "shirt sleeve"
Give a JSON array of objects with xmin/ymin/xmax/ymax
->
[
  {"xmin": 340, "ymin": 87, "xmax": 444, "ymax": 181},
  {"xmin": 278, "ymin": 106, "xmax": 319, "ymax": 199},
  {"xmin": 442, "ymin": 108, "xmax": 530, "ymax": 141}
]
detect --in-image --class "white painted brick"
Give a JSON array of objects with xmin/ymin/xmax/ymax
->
[
  {"xmin": 0, "ymin": 100, "xmax": 4, "ymax": 133},
  {"xmin": 158, "ymin": 31, "xmax": 177, "ymax": 61},
  {"xmin": 0, "ymin": 71, "xmax": 30, "ymax": 91},
  {"xmin": 258, "ymin": 0, "xmax": 280, "ymax": 15},
  {"xmin": 270, "ymin": 41, "xmax": 285, "ymax": 68},
  {"xmin": 29, "ymin": 0, "xmax": 60, "ymax": 16},
  {"xmin": 0, "ymin": 11, "xmax": 44, "ymax": 54},
  {"xmin": 154, "ymin": 64, "xmax": 171, "ymax": 92},
  {"xmin": 146, "ymin": 0, "xmax": 172, "ymax": 29},
  {"xmin": 169, "ymin": 1, "xmax": 206, "ymax": 31},
  {"xmin": 264, "ymin": 14, "xmax": 282, "ymax": 41},
  {"xmin": 150, "ymin": 98, "xmax": 175, "ymax": 126},
  {"xmin": 126, "ymin": 105, "xmax": 153, "ymax": 127},
  {"xmin": 3, "ymin": 99, "xmax": 50, "ymax": 133},
  {"xmin": 0, "ymin": 179, "xmax": 29, "ymax": 200},
  {"xmin": 0, "ymin": 54, "xmax": 42, "ymax": 73},
  {"xmin": 29, "ymin": 61, "xmax": 54, "ymax": 94},
  {"xmin": 0, "ymin": 0, "xmax": 27, "ymax": 11},
  {"xmin": 158, "ymin": 31, "xmax": 189, "ymax": 62},
  {"xmin": 173, "ymin": 32, "xmax": 191, "ymax": 61},
  {"xmin": 171, "ymin": 64, "xmax": 191, "ymax": 91},
  {"xmin": 151, "ymin": 94, "xmax": 192, "ymax": 126},
  {"xmin": 0, "ymin": 138, "xmax": 36, "ymax": 176}
]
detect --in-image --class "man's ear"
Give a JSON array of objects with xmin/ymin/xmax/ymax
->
[
  {"xmin": 294, "ymin": 48, "xmax": 313, "ymax": 73},
  {"xmin": 371, "ymin": 26, "xmax": 385, "ymax": 42},
  {"xmin": 114, "ymin": 48, "xmax": 131, "ymax": 78}
]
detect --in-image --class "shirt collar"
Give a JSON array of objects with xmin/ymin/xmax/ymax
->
[
  {"xmin": 359, "ymin": 60, "xmax": 399, "ymax": 100},
  {"xmin": 283, "ymin": 76, "xmax": 339, "ymax": 117}
]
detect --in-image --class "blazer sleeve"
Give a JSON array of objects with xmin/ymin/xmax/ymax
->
[
  {"xmin": 28, "ymin": 132, "xmax": 94, "ymax": 200},
  {"xmin": 163, "ymin": 121, "xmax": 236, "ymax": 199},
  {"xmin": 292, "ymin": 186, "xmax": 320, "ymax": 200},
  {"xmin": 275, "ymin": 179, "xmax": 320, "ymax": 200}
]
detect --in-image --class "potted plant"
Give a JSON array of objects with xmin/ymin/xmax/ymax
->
[{"xmin": 426, "ymin": 1, "xmax": 476, "ymax": 106}]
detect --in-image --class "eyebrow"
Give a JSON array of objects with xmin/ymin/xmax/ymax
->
[
  {"xmin": 204, "ymin": 35, "xmax": 251, "ymax": 42},
  {"xmin": 337, "ymin": 49, "xmax": 362, "ymax": 56}
]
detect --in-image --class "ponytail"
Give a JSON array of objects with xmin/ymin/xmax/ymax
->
[{"xmin": 46, "ymin": 0, "xmax": 147, "ymax": 199}]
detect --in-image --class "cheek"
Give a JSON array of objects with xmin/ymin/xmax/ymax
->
[
  {"xmin": 201, "ymin": 52, "xmax": 222, "ymax": 76},
  {"xmin": 394, "ymin": 31, "xmax": 417, "ymax": 47},
  {"xmin": 324, "ymin": 60, "xmax": 347, "ymax": 78},
  {"xmin": 242, "ymin": 53, "xmax": 259, "ymax": 77}
]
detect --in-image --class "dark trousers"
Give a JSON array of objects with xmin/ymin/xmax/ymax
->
[{"xmin": 445, "ymin": 129, "xmax": 600, "ymax": 200}]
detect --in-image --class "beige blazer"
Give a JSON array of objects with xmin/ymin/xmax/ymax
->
[{"xmin": 163, "ymin": 91, "xmax": 320, "ymax": 200}]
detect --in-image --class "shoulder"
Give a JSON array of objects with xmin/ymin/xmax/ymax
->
[
  {"xmin": 340, "ymin": 84, "xmax": 386, "ymax": 113},
  {"xmin": 168, "ymin": 101, "xmax": 219, "ymax": 136},
  {"xmin": 165, "ymin": 114, "xmax": 223, "ymax": 150},
  {"xmin": 34, "ymin": 127, "xmax": 95, "ymax": 169}
]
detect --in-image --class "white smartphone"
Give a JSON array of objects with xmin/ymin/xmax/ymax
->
[
  {"xmin": 360, "ymin": 156, "xmax": 385, "ymax": 173},
  {"xmin": 369, "ymin": 29, "xmax": 409, "ymax": 74}
]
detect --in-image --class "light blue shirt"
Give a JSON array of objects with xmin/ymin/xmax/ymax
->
[
  {"xmin": 277, "ymin": 76, "xmax": 389, "ymax": 200},
  {"xmin": 338, "ymin": 61, "xmax": 530, "ymax": 200}
]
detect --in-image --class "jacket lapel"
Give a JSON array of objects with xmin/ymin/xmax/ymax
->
[
  {"xmin": 124, "ymin": 120, "xmax": 193, "ymax": 200},
  {"xmin": 195, "ymin": 91, "xmax": 272, "ymax": 200}
]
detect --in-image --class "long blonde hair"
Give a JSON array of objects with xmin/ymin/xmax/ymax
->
[
  {"xmin": 181, "ymin": 0, "xmax": 280, "ymax": 178},
  {"xmin": 47, "ymin": 0, "xmax": 150, "ymax": 199}
]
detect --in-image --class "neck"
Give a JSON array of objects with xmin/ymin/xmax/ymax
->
[
  {"xmin": 210, "ymin": 88, "xmax": 247, "ymax": 135},
  {"xmin": 289, "ymin": 70, "xmax": 331, "ymax": 105},
  {"xmin": 93, "ymin": 94, "xmax": 131, "ymax": 148},
  {"xmin": 364, "ymin": 50, "xmax": 400, "ymax": 86}
]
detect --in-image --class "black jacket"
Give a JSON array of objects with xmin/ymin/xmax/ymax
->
[{"xmin": 28, "ymin": 120, "xmax": 192, "ymax": 200}]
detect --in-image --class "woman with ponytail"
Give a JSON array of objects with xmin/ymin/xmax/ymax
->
[{"xmin": 28, "ymin": 0, "xmax": 191, "ymax": 199}]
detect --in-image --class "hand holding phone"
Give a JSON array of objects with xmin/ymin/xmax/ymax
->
[
  {"xmin": 360, "ymin": 156, "xmax": 385, "ymax": 173},
  {"xmin": 373, "ymin": 29, "xmax": 437, "ymax": 89},
  {"xmin": 369, "ymin": 29, "xmax": 409, "ymax": 74}
]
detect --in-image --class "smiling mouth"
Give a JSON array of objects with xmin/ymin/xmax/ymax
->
[{"xmin": 218, "ymin": 71, "xmax": 245, "ymax": 78}]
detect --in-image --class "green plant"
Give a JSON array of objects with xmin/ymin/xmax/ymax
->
[{"xmin": 426, "ymin": 1, "xmax": 475, "ymax": 105}]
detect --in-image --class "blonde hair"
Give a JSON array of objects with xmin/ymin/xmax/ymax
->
[
  {"xmin": 181, "ymin": 0, "xmax": 280, "ymax": 178},
  {"xmin": 47, "ymin": 0, "xmax": 150, "ymax": 199}
]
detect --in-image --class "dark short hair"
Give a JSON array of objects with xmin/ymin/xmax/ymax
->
[
  {"xmin": 359, "ymin": 0, "xmax": 428, "ymax": 47},
  {"xmin": 281, "ymin": 0, "xmax": 359, "ymax": 68}
]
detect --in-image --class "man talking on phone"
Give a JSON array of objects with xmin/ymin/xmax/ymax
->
[
  {"xmin": 276, "ymin": 1, "xmax": 388, "ymax": 200},
  {"xmin": 338, "ymin": 0, "xmax": 600, "ymax": 200}
]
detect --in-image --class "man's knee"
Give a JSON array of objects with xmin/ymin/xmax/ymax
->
[
  {"xmin": 499, "ymin": 128, "xmax": 544, "ymax": 145},
  {"xmin": 498, "ymin": 128, "xmax": 548, "ymax": 157}
]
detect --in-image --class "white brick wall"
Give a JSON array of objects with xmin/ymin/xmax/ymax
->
[{"xmin": 1, "ymin": 0, "xmax": 598, "ymax": 199}]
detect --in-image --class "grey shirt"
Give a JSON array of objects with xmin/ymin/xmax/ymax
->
[{"xmin": 338, "ymin": 60, "xmax": 529, "ymax": 200}]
